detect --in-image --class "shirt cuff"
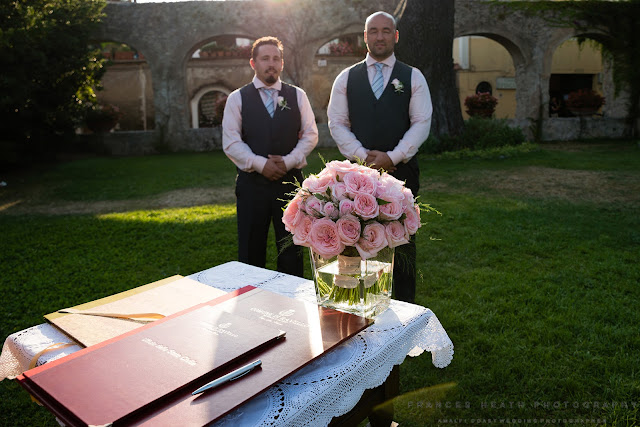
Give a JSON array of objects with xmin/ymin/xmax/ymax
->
[
  {"xmin": 354, "ymin": 147, "xmax": 369, "ymax": 163},
  {"xmin": 283, "ymin": 155, "xmax": 306, "ymax": 171},
  {"xmin": 387, "ymin": 150, "xmax": 405, "ymax": 166},
  {"xmin": 252, "ymin": 156, "xmax": 267, "ymax": 174}
]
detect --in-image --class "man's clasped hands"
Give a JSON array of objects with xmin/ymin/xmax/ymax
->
[{"xmin": 262, "ymin": 149, "xmax": 396, "ymax": 181}]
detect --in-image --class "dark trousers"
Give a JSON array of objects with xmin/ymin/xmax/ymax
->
[
  {"xmin": 390, "ymin": 158, "xmax": 419, "ymax": 303},
  {"xmin": 235, "ymin": 169, "xmax": 304, "ymax": 277}
]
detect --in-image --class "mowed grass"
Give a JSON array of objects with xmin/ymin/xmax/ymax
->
[{"xmin": 1, "ymin": 142, "xmax": 639, "ymax": 426}]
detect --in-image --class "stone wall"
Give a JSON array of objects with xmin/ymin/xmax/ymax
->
[{"xmin": 85, "ymin": 0, "xmax": 634, "ymax": 155}]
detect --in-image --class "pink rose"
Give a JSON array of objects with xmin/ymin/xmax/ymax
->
[
  {"xmin": 339, "ymin": 199, "xmax": 355, "ymax": 216},
  {"xmin": 292, "ymin": 214, "xmax": 314, "ymax": 247},
  {"xmin": 324, "ymin": 159, "xmax": 360, "ymax": 181},
  {"xmin": 356, "ymin": 222, "xmax": 388, "ymax": 259},
  {"xmin": 404, "ymin": 204, "xmax": 422, "ymax": 235},
  {"xmin": 309, "ymin": 218, "xmax": 345, "ymax": 259},
  {"xmin": 323, "ymin": 202, "xmax": 339, "ymax": 220},
  {"xmin": 336, "ymin": 214, "xmax": 361, "ymax": 245},
  {"xmin": 357, "ymin": 163, "xmax": 381, "ymax": 177},
  {"xmin": 330, "ymin": 182, "xmax": 348, "ymax": 202},
  {"xmin": 282, "ymin": 195, "xmax": 304, "ymax": 232},
  {"xmin": 401, "ymin": 187, "xmax": 415, "ymax": 209},
  {"xmin": 353, "ymin": 193, "xmax": 379, "ymax": 220},
  {"xmin": 302, "ymin": 173, "xmax": 335, "ymax": 195},
  {"xmin": 343, "ymin": 171, "xmax": 377, "ymax": 196},
  {"xmin": 385, "ymin": 221, "xmax": 409, "ymax": 248},
  {"xmin": 378, "ymin": 199, "xmax": 404, "ymax": 221},
  {"xmin": 376, "ymin": 173, "xmax": 405, "ymax": 202},
  {"xmin": 305, "ymin": 195, "xmax": 325, "ymax": 218}
]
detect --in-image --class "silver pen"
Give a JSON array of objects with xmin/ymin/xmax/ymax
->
[{"xmin": 192, "ymin": 359, "xmax": 262, "ymax": 395}]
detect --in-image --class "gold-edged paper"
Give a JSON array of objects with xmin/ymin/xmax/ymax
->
[{"xmin": 45, "ymin": 276, "xmax": 226, "ymax": 347}]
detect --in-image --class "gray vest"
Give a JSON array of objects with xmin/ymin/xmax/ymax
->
[
  {"xmin": 346, "ymin": 60, "xmax": 412, "ymax": 151},
  {"xmin": 240, "ymin": 82, "xmax": 301, "ymax": 157}
]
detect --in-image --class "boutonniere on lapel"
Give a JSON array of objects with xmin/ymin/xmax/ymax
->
[
  {"xmin": 391, "ymin": 78, "xmax": 404, "ymax": 93},
  {"xmin": 277, "ymin": 96, "xmax": 290, "ymax": 111}
]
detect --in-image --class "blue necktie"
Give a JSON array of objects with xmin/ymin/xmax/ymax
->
[
  {"xmin": 263, "ymin": 88, "xmax": 275, "ymax": 117},
  {"xmin": 372, "ymin": 63, "xmax": 385, "ymax": 99}
]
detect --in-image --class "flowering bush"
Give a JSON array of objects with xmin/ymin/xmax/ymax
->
[
  {"xmin": 565, "ymin": 88, "xmax": 605, "ymax": 109},
  {"xmin": 85, "ymin": 103, "xmax": 123, "ymax": 132},
  {"xmin": 464, "ymin": 92, "xmax": 498, "ymax": 110},
  {"xmin": 328, "ymin": 41, "xmax": 354, "ymax": 56},
  {"xmin": 282, "ymin": 160, "xmax": 426, "ymax": 260}
]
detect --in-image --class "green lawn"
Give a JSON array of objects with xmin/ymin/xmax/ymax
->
[{"xmin": 1, "ymin": 142, "xmax": 639, "ymax": 426}]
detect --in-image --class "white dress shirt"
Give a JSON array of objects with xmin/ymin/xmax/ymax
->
[
  {"xmin": 327, "ymin": 53, "xmax": 433, "ymax": 165},
  {"xmin": 222, "ymin": 76, "xmax": 318, "ymax": 174}
]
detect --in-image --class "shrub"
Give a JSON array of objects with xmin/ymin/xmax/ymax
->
[
  {"xmin": 462, "ymin": 117, "xmax": 525, "ymax": 150},
  {"xmin": 464, "ymin": 92, "xmax": 498, "ymax": 117},
  {"xmin": 420, "ymin": 117, "xmax": 526, "ymax": 154},
  {"xmin": 565, "ymin": 88, "xmax": 605, "ymax": 110},
  {"xmin": 464, "ymin": 92, "xmax": 498, "ymax": 110},
  {"xmin": 85, "ymin": 103, "xmax": 123, "ymax": 133}
]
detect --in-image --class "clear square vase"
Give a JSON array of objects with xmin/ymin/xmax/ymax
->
[{"xmin": 310, "ymin": 246, "xmax": 394, "ymax": 319}]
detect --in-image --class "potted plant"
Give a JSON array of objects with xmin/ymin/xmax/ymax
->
[
  {"xmin": 85, "ymin": 103, "xmax": 123, "ymax": 133},
  {"xmin": 565, "ymin": 88, "xmax": 605, "ymax": 116},
  {"xmin": 464, "ymin": 92, "xmax": 498, "ymax": 118},
  {"xmin": 236, "ymin": 45, "xmax": 252, "ymax": 58},
  {"xmin": 328, "ymin": 41, "xmax": 354, "ymax": 56},
  {"xmin": 199, "ymin": 42, "xmax": 222, "ymax": 58}
]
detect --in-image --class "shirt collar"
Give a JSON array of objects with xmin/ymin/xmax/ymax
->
[
  {"xmin": 365, "ymin": 52, "xmax": 396, "ymax": 68},
  {"xmin": 253, "ymin": 76, "xmax": 282, "ymax": 91}
]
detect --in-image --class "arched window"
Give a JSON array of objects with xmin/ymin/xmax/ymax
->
[
  {"xmin": 475, "ymin": 81, "xmax": 493, "ymax": 95},
  {"xmin": 191, "ymin": 86, "xmax": 230, "ymax": 128},
  {"xmin": 198, "ymin": 90, "xmax": 227, "ymax": 127},
  {"xmin": 316, "ymin": 34, "xmax": 366, "ymax": 57}
]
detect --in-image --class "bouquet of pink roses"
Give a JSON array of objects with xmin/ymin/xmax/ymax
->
[{"xmin": 282, "ymin": 160, "xmax": 423, "ymax": 260}]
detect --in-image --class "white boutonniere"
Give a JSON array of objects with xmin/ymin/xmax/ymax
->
[
  {"xmin": 277, "ymin": 96, "xmax": 290, "ymax": 110},
  {"xmin": 391, "ymin": 78, "xmax": 404, "ymax": 93}
]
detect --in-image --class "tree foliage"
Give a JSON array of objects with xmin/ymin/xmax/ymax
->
[
  {"xmin": 499, "ymin": 0, "xmax": 640, "ymax": 137},
  {"xmin": 0, "ymin": 0, "xmax": 107, "ymax": 167}
]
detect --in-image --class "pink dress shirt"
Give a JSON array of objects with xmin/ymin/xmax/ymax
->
[
  {"xmin": 222, "ymin": 76, "xmax": 318, "ymax": 174},
  {"xmin": 327, "ymin": 53, "xmax": 433, "ymax": 165}
]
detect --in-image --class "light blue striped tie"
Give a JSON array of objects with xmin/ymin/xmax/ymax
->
[
  {"xmin": 263, "ymin": 88, "xmax": 275, "ymax": 117},
  {"xmin": 372, "ymin": 63, "xmax": 385, "ymax": 99}
]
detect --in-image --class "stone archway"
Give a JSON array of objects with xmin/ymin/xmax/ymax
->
[
  {"xmin": 190, "ymin": 85, "xmax": 230, "ymax": 129},
  {"xmin": 91, "ymin": 0, "xmax": 627, "ymax": 150}
]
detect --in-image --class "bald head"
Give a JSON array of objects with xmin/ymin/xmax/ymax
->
[
  {"xmin": 364, "ymin": 11, "xmax": 399, "ymax": 61},
  {"xmin": 365, "ymin": 11, "xmax": 396, "ymax": 31}
]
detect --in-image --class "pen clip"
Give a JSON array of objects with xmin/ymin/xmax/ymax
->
[{"xmin": 229, "ymin": 368, "xmax": 252, "ymax": 381}]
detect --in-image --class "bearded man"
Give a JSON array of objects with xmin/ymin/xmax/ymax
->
[{"xmin": 222, "ymin": 36, "xmax": 318, "ymax": 276}]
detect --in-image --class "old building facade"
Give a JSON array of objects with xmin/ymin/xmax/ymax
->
[{"xmin": 89, "ymin": 0, "xmax": 630, "ymax": 154}]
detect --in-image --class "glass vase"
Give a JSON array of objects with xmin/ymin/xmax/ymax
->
[{"xmin": 310, "ymin": 246, "xmax": 394, "ymax": 318}]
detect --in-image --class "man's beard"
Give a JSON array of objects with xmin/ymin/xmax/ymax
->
[{"xmin": 265, "ymin": 75, "xmax": 277, "ymax": 85}]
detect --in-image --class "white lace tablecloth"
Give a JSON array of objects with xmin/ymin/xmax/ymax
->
[{"xmin": 0, "ymin": 261, "xmax": 454, "ymax": 426}]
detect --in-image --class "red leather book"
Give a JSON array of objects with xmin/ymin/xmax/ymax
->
[
  {"xmin": 18, "ymin": 286, "xmax": 374, "ymax": 426},
  {"xmin": 17, "ymin": 287, "xmax": 284, "ymax": 426},
  {"xmin": 126, "ymin": 287, "xmax": 374, "ymax": 426}
]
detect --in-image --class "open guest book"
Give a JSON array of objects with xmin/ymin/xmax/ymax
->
[
  {"xmin": 44, "ymin": 275, "xmax": 227, "ymax": 347},
  {"xmin": 18, "ymin": 285, "xmax": 374, "ymax": 426}
]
